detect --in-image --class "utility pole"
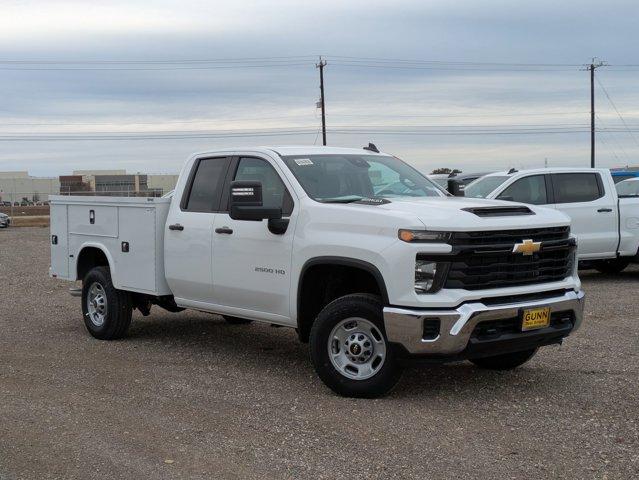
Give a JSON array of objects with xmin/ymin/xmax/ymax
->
[
  {"xmin": 585, "ymin": 59, "xmax": 606, "ymax": 167},
  {"xmin": 316, "ymin": 56, "xmax": 327, "ymax": 146}
]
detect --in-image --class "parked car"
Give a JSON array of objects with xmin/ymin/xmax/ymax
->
[
  {"xmin": 465, "ymin": 167, "xmax": 639, "ymax": 273},
  {"xmin": 427, "ymin": 173, "xmax": 449, "ymax": 189},
  {"xmin": 49, "ymin": 146, "xmax": 584, "ymax": 398},
  {"xmin": 0, "ymin": 213, "xmax": 11, "ymax": 228},
  {"xmin": 610, "ymin": 170, "xmax": 639, "ymax": 184}
]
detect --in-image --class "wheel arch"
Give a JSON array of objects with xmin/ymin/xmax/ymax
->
[
  {"xmin": 296, "ymin": 256, "xmax": 389, "ymax": 343},
  {"xmin": 76, "ymin": 243, "xmax": 115, "ymax": 281}
]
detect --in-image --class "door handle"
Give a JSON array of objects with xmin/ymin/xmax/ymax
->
[
  {"xmin": 215, "ymin": 227, "xmax": 233, "ymax": 234},
  {"xmin": 169, "ymin": 223, "xmax": 184, "ymax": 231},
  {"xmin": 597, "ymin": 208, "xmax": 613, "ymax": 213}
]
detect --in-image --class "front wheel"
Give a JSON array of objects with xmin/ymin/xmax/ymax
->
[
  {"xmin": 81, "ymin": 266, "xmax": 132, "ymax": 340},
  {"xmin": 309, "ymin": 294, "xmax": 402, "ymax": 398},
  {"xmin": 593, "ymin": 258, "xmax": 631, "ymax": 274},
  {"xmin": 470, "ymin": 348, "xmax": 538, "ymax": 370}
]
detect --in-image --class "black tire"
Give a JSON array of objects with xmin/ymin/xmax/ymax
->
[
  {"xmin": 222, "ymin": 315, "xmax": 253, "ymax": 325},
  {"xmin": 593, "ymin": 258, "xmax": 631, "ymax": 274},
  {"xmin": 470, "ymin": 348, "xmax": 538, "ymax": 370},
  {"xmin": 81, "ymin": 266, "xmax": 132, "ymax": 340},
  {"xmin": 309, "ymin": 293, "xmax": 403, "ymax": 398}
]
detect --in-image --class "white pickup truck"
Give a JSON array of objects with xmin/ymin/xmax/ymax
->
[
  {"xmin": 465, "ymin": 167, "xmax": 639, "ymax": 273},
  {"xmin": 50, "ymin": 146, "xmax": 585, "ymax": 397}
]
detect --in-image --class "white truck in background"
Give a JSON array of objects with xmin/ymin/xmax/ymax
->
[
  {"xmin": 465, "ymin": 167, "xmax": 639, "ymax": 273},
  {"xmin": 50, "ymin": 146, "xmax": 585, "ymax": 397}
]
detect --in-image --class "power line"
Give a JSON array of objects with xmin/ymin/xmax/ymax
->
[
  {"xmin": 595, "ymin": 73, "xmax": 639, "ymax": 148},
  {"xmin": 596, "ymin": 113, "xmax": 631, "ymax": 163},
  {"xmin": 329, "ymin": 62, "xmax": 578, "ymax": 72},
  {"xmin": 0, "ymin": 111, "xmax": 592, "ymax": 127},
  {"xmin": 0, "ymin": 127, "xmax": 599, "ymax": 142},
  {"xmin": 0, "ymin": 55, "xmax": 316, "ymax": 64},
  {"xmin": 0, "ymin": 62, "xmax": 314, "ymax": 71},
  {"xmin": 302, "ymin": 55, "xmax": 585, "ymax": 67}
]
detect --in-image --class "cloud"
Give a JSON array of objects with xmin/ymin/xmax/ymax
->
[{"xmin": 0, "ymin": 0, "xmax": 637, "ymax": 175}]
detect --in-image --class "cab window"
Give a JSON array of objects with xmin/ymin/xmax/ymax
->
[
  {"xmin": 183, "ymin": 157, "xmax": 231, "ymax": 212},
  {"xmin": 551, "ymin": 173, "xmax": 602, "ymax": 203},
  {"xmin": 234, "ymin": 157, "xmax": 293, "ymax": 215},
  {"xmin": 497, "ymin": 175, "xmax": 547, "ymax": 205}
]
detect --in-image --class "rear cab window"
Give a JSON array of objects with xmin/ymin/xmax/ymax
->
[
  {"xmin": 182, "ymin": 157, "xmax": 232, "ymax": 212},
  {"xmin": 551, "ymin": 173, "xmax": 603, "ymax": 203}
]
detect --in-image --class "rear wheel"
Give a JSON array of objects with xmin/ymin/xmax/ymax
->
[
  {"xmin": 470, "ymin": 348, "xmax": 538, "ymax": 370},
  {"xmin": 223, "ymin": 315, "xmax": 253, "ymax": 325},
  {"xmin": 593, "ymin": 258, "xmax": 631, "ymax": 274},
  {"xmin": 81, "ymin": 266, "xmax": 132, "ymax": 340},
  {"xmin": 309, "ymin": 294, "xmax": 402, "ymax": 398}
]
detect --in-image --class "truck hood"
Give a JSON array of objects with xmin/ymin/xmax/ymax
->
[{"xmin": 372, "ymin": 196, "xmax": 571, "ymax": 231}]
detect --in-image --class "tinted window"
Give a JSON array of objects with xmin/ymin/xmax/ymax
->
[
  {"xmin": 497, "ymin": 175, "xmax": 547, "ymax": 205},
  {"xmin": 234, "ymin": 157, "xmax": 293, "ymax": 214},
  {"xmin": 184, "ymin": 157, "xmax": 231, "ymax": 212},
  {"xmin": 552, "ymin": 173, "xmax": 602, "ymax": 203}
]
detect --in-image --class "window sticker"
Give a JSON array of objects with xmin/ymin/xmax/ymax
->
[{"xmin": 294, "ymin": 158, "xmax": 314, "ymax": 166}]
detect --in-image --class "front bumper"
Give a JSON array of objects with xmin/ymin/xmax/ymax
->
[{"xmin": 383, "ymin": 289, "xmax": 585, "ymax": 356}]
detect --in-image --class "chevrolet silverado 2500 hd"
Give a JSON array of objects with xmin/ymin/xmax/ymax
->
[
  {"xmin": 465, "ymin": 167, "xmax": 639, "ymax": 273},
  {"xmin": 49, "ymin": 146, "xmax": 585, "ymax": 397}
]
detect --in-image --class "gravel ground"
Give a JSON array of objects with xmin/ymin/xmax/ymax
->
[{"xmin": 1, "ymin": 227, "xmax": 638, "ymax": 479}]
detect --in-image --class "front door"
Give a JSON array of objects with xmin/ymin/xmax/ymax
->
[
  {"xmin": 164, "ymin": 156, "xmax": 231, "ymax": 303},
  {"xmin": 211, "ymin": 156, "xmax": 297, "ymax": 319}
]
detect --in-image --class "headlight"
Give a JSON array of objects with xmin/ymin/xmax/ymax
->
[
  {"xmin": 399, "ymin": 229, "xmax": 452, "ymax": 243},
  {"xmin": 415, "ymin": 260, "xmax": 438, "ymax": 293}
]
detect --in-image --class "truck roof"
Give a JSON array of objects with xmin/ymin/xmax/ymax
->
[
  {"xmin": 191, "ymin": 145, "xmax": 390, "ymax": 158},
  {"xmin": 482, "ymin": 167, "xmax": 611, "ymax": 177}
]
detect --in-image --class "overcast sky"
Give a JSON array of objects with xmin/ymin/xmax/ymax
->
[{"xmin": 0, "ymin": 0, "xmax": 638, "ymax": 176}]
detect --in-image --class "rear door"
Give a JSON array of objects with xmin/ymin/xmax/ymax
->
[
  {"xmin": 549, "ymin": 172, "xmax": 617, "ymax": 258},
  {"xmin": 164, "ymin": 156, "xmax": 231, "ymax": 303}
]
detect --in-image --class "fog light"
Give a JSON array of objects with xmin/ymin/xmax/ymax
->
[{"xmin": 415, "ymin": 260, "xmax": 437, "ymax": 293}]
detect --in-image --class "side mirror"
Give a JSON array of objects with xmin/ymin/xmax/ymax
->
[
  {"xmin": 229, "ymin": 181, "xmax": 282, "ymax": 221},
  {"xmin": 447, "ymin": 179, "xmax": 465, "ymax": 197}
]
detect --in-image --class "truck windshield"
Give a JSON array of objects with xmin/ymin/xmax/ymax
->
[
  {"xmin": 464, "ymin": 176, "xmax": 510, "ymax": 198},
  {"xmin": 281, "ymin": 154, "xmax": 444, "ymax": 202}
]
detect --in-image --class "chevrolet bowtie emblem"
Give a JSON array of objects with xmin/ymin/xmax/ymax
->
[{"xmin": 513, "ymin": 239, "xmax": 541, "ymax": 256}]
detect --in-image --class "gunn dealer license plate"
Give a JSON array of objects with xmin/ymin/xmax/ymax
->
[{"xmin": 522, "ymin": 307, "xmax": 551, "ymax": 331}]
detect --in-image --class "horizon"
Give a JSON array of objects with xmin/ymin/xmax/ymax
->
[{"xmin": 1, "ymin": 1, "xmax": 638, "ymax": 176}]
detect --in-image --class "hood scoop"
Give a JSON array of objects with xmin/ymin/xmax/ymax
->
[{"xmin": 462, "ymin": 206, "xmax": 534, "ymax": 217}]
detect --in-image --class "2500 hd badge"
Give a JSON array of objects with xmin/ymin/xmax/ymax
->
[{"xmin": 255, "ymin": 266, "xmax": 286, "ymax": 275}]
